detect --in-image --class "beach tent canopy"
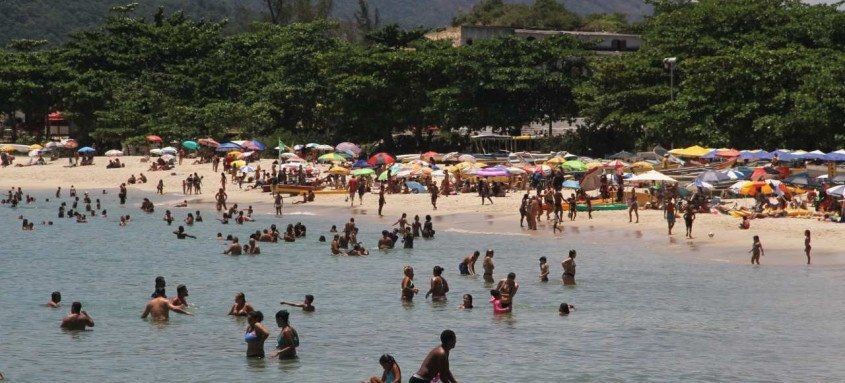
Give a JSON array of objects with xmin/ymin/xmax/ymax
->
[
  {"xmin": 823, "ymin": 149, "xmax": 845, "ymax": 162},
  {"xmin": 738, "ymin": 150, "xmax": 772, "ymax": 161},
  {"xmin": 668, "ymin": 145, "xmax": 711, "ymax": 158},
  {"xmin": 628, "ymin": 170, "xmax": 678, "ymax": 183},
  {"xmin": 801, "ymin": 150, "xmax": 826, "ymax": 160}
]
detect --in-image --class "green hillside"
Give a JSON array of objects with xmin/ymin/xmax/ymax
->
[{"xmin": 0, "ymin": 0, "xmax": 652, "ymax": 45}]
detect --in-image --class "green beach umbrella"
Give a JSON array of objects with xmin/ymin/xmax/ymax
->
[
  {"xmin": 318, "ymin": 152, "xmax": 346, "ymax": 162},
  {"xmin": 352, "ymin": 168, "xmax": 375, "ymax": 177},
  {"xmin": 562, "ymin": 160, "xmax": 587, "ymax": 171},
  {"xmin": 182, "ymin": 140, "xmax": 199, "ymax": 150},
  {"xmin": 377, "ymin": 170, "xmax": 390, "ymax": 181}
]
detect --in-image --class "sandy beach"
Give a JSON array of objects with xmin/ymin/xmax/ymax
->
[{"xmin": 1, "ymin": 155, "xmax": 839, "ymax": 265}]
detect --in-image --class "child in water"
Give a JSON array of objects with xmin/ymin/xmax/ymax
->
[{"xmin": 489, "ymin": 290, "xmax": 511, "ymax": 314}]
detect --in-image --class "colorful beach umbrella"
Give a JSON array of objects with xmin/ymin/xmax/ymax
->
[
  {"xmin": 352, "ymin": 168, "xmax": 375, "ymax": 177},
  {"xmin": 368, "ymin": 152, "xmax": 395, "ymax": 166},
  {"xmin": 336, "ymin": 142, "xmax": 361, "ymax": 156},
  {"xmin": 318, "ymin": 152, "xmax": 347, "ymax": 162},
  {"xmin": 0, "ymin": 145, "xmax": 15, "ymax": 152},
  {"xmin": 377, "ymin": 170, "xmax": 390, "ymax": 181},
  {"xmin": 352, "ymin": 160, "xmax": 371, "ymax": 168},
  {"xmin": 217, "ymin": 142, "xmax": 242, "ymax": 152},
  {"xmin": 146, "ymin": 135, "xmax": 162, "ymax": 143},
  {"xmin": 231, "ymin": 160, "xmax": 246, "ymax": 168},
  {"xmin": 545, "ymin": 156, "xmax": 566, "ymax": 165},
  {"xmin": 329, "ymin": 166, "xmax": 351, "ymax": 175},
  {"xmin": 421, "ymin": 151, "xmax": 439, "ymax": 160},
  {"xmin": 475, "ymin": 167, "xmax": 509, "ymax": 177},
  {"xmin": 198, "ymin": 138, "xmax": 219, "ymax": 147},
  {"xmin": 182, "ymin": 140, "xmax": 199, "ymax": 150},
  {"xmin": 562, "ymin": 160, "xmax": 587, "ymax": 171},
  {"xmin": 29, "ymin": 144, "xmax": 43, "ymax": 150},
  {"xmin": 457, "ymin": 154, "xmax": 476, "ymax": 163}
]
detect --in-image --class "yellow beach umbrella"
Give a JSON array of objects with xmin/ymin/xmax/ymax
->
[
  {"xmin": 0, "ymin": 145, "xmax": 15, "ymax": 152},
  {"xmin": 630, "ymin": 161, "xmax": 654, "ymax": 173},
  {"xmin": 231, "ymin": 160, "xmax": 246, "ymax": 168},
  {"xmin": 545, "ymin": 156, "xmax": 566, "ymax": 165},
  {"xmin": 586, "ymin": 161, "xmax": 603, "ymax": 169},
  {"xmin": 29, "ymin": 144, "xmax": 43, "ymax": 150},
  {"xmin": 328, "ymin": 166, "xmax": 350, "ymax": 175},
  {"xmin": 227, "ymin": 151, "xmax": 242, "ymax": 158}
]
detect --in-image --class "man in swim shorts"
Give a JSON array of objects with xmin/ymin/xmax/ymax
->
[
  {"xmin": 458, "ymin": 251, "xmax": 480, "ymax": 276},
  {"xmin": 409, "ymin": 329, "xmax": 458, "ymax": 383}
]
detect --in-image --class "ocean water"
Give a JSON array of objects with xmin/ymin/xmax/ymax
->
[{"xmin": 1, "ymin": 191, "xmax": 845, "ymax": 382}]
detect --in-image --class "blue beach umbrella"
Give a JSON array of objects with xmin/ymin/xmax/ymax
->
[
  {"xmin": 78, "ymin": 147, "xmax": 96, "ymax": 153},
  {"xmin": 352, "ymin": 160, "xmax": 371, "ymax": 168},
  {"xmin": 561, "ymin": 180, "xmax": 581, "ymax": 189}
]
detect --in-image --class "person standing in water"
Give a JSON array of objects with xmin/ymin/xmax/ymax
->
[
  {"xmin": 426, "ymin": 266, "xmax": 449, "ymax": 301},
  {"xmin": 495, "ymin": 272, "xmax": 519, "ymax": 308},
  {"xmin": 244, "ymin": 310, "xmax": 270, "ymax": 358},
  {"xmin": 804, "ymin": 230, "xmax": 811, "ymax": 265},
  {"xmin": 402, "ymin": 266, "xmax": 419, "ymax": 301},
  {"xmin": 458, "ymin": 251, "xmax": 480, "ymax": 276},
  {"xmin": 409, "ymin": 330, "xmax": 458, "ymax": 383},
  {"xmin": 228, "ymin": 292, "xmax": 255, "ymax": 316},
  {"xmin": 750, "ymin": 235, "xmax": 764, "ymax": 265},
  {"xmin": 562, "ymin": 249, "xmax": 576, "ymax": 285},
  {"xmin": 482, "ymin": 249, "xmax": 495, "ymax": 283},
  {"xmin": 60, "ymin": 302, "xmax": 95, "ymax": 330},
  {"xmin": 272, "ymin": 310, "xmax": 299, "ymax": 359},
  {"xmin": 538, "ymin": 257, "xmax": 550, "ymax": 282},
  {"xmin": 142, "ymin": 288, "xmax": 192, "ymax": 321}
]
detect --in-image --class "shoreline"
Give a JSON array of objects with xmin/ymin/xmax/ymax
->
[{"xmin": 1, "ymin": 155, "xmax": 839, "ymax": 266}]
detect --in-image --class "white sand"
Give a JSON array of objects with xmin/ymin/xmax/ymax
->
[{"xmin": 1, "ymin": 155, "xmax": 839, "ymax": 265}]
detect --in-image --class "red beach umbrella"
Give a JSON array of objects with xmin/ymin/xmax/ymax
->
[
  {"xmin": 368, "ymin": 152, "xmax": 395, "ymax": 166},
  {"xmin": 146, "ymin": 135, "xmax": 163, "ymax": 143}
]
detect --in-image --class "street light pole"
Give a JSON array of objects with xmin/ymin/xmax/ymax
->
[{"xmin": 663, "ymin": 57, "xmax": 677, "ymax": 101}]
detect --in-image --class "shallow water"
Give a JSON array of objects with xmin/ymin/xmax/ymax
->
[{"xmin": 2, "ymin": 191, "xmax": 845, "ymax": 382}]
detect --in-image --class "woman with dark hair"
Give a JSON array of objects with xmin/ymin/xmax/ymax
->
[
  {"xmin": 245, "ymin": 311, "xmax": 270, "ymax": 358},
  {"xmin": 363, "ymin": 354, "xmax": 401, "ymax": 383},
  {"xmin": 272, "ymin": 310, "xmax": 299, "ymax": 359},
  {"xmin": 425, "ymin": 266, "xmax": 449, "ymax": 301}
]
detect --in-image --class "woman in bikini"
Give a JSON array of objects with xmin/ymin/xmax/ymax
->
[
  {"xmin": 245, "ymin": 311, "xmax": 270, "ymax": 358},
  {"xmin": 401, "ymin": 266, "xmax": 418, "ymax": 301},
  {"xmin": 272, "ymin": 310, "xmax": 299, "ymax": 359}
]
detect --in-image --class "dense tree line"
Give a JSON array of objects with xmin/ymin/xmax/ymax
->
[{"xmin": 2, "ymin": 0, "xmax": 845, "ymax": 155}]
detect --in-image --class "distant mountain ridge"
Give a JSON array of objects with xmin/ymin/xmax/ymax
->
[{"xmin": 0, "ymin": 0, "xmax": 653, "ymax": 45}]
